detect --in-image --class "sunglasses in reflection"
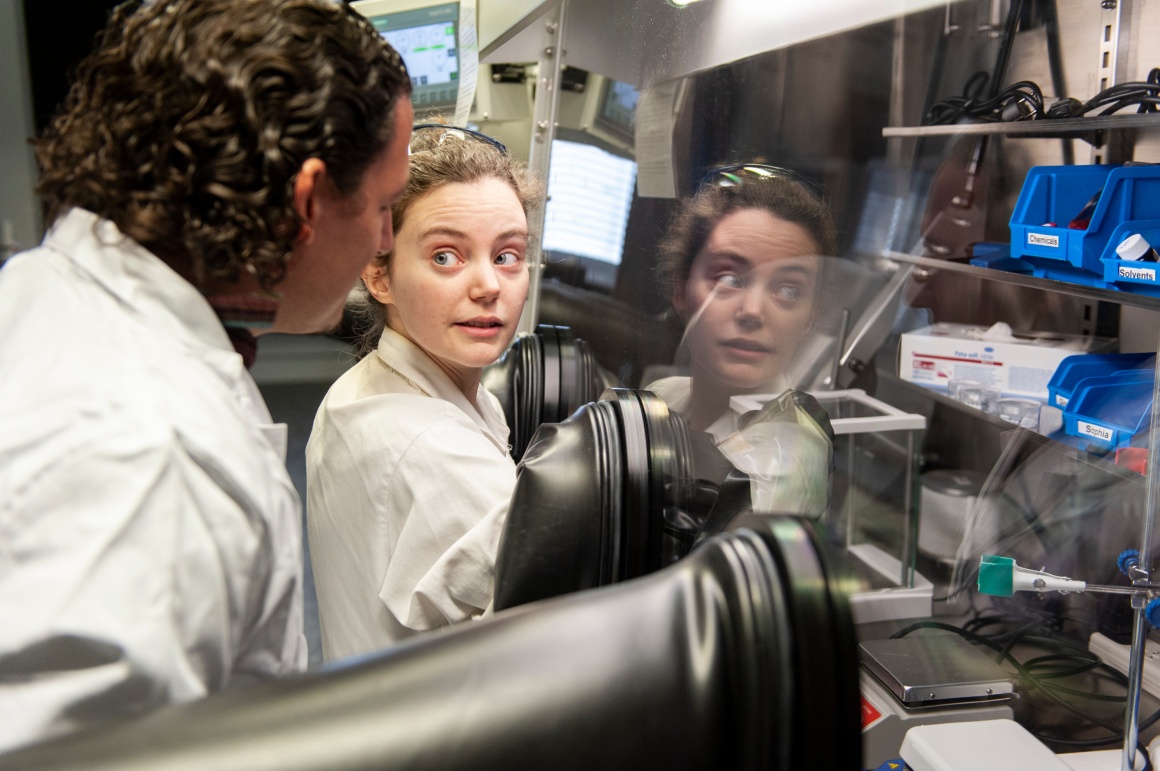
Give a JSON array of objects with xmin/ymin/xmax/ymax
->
[
  {"xmin": 410, "ymin": 123, "xmax": 508, "ymax": 155},
  {"xmin": 698, "ymin": 163, "xmax": 825, "ymax": 200}
]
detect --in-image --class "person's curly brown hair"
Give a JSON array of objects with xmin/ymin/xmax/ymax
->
[
  {"xmin": 349, "ymin": 121, "xmax": 542, "ymax": 359},
  {"xmin": 33, "ymin": 0, "xmax": 412, "ymax": 291}
]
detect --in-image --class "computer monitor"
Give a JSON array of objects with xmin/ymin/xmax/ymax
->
[
  {"xmin": 593, "ymin": 79, "xmax": 638, "ymax": 146},
  {"xmin": 351, "ymin": 0, "xmax": 460, "ymax": 117},
  {"xmin": 542, "ymin": 139, "xmax": 637, "ymax": 290},
  {"xmin": 558, "ymin": 74, "xmax": 638, "ymax": 155}
]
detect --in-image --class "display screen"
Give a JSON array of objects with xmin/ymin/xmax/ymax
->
[
  {"xmin": 367, "ymin": 2, "xmax": 459, "ymax": 110},
  {"xmin": 595, "ymin": 80, "xmax": 639, "ymax": 142},
  {"xmin": 542, "ymin": 140, "xmax": 637, "ymax": 266}
]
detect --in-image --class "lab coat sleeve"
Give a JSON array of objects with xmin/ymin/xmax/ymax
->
[
  {"xmin": 0, "ymin": 416, "xmax": 302, "ymax": 752},
  {"xmin": 378, "ymin": 422, "xmax": 515, "ymax": 632}
]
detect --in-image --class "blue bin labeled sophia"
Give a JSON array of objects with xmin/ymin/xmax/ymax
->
[
  {"xmin": 1061, "ymin": 369, "xmax": 1154, "ymax": 449},
  {"xmin": 1047, "ymin": 352, "xmax": 1155, "ymax": 410}
]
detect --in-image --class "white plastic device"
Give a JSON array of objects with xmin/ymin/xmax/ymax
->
[
  {"xmin": 1088, "ymin": 631, "xmax": 1160, "ymax": 700},
  {"xmin": 900, "ymin": 719, "xmax": 1070, "ymax": 770}
]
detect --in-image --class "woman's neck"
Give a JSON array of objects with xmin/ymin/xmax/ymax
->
[
  {"xmin": 431, "ymin": 354, "xmax": 481, "ymax": 409},
  {"xmin": 684, "ymin": 371, "xmax": 732, "ymax": 433},
  {"xmin": 385, "ymin": 322, "xmax": 482, "ymax": 408}
]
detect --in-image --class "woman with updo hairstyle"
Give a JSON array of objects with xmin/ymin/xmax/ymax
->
[
  {"xmin": 648, "ymin": 166, "xmax": 836, "ymax": 515},
  {"xmin": 306, "ymin": 123, "xmax": 541, "ymax": 660}
]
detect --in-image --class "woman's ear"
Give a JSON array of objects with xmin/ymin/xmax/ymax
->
[{"xmin": 363, "ymin": 262, "xmax": 393, "ymax": 305}]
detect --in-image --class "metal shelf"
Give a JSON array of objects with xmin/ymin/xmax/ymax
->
[
  {"xmin": 881, "ymin": 371, "xmax": 1147, "ymax": 484},
  {"xmin": 882, "ymin": 113, "xmax": 1160, "ymax": 139},
  {"xmin": 881, "ymin": 250, "xmax": 1160, "ymax": 312}
]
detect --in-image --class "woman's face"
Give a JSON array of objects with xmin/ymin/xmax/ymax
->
[
  {"xmin": 371, "ymin": 177, "xmax": 530, "ymax": 386},
  {"xmin": 674, "ymin": 207, "xmax": 820, "ymax": 394}
]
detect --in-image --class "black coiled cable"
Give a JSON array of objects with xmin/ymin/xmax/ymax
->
[{"xmin": 925, "ymin": 71, "xmax": 1046, "ymax": 125}]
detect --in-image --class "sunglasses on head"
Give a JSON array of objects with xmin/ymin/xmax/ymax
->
[
  {"xmin": 410, "ymin": 123, "xmax": 508, "ymax": 155},
  {"xmin": 698, "ymin": 163, "xmax": 825, "ymax": 200}
]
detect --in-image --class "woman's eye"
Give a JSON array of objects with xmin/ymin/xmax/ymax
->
[
  {"xmin": 715, "ymin": 273, "xmax": 745, "ymax": 290},
  {"xmin": 773, "ymin": 284, "xmax": 803, "ymax": 302},
  {"xmin": 432, "ymin": 251, "xmax": 458, "ymax": 267},
  {"xmin": 495, "ymin": 251, "xmax": 522, "ymax": 267}
]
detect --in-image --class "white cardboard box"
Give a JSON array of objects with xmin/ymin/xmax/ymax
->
[{"xmin": 898, "ymin": 323, "xmax": 1111, "ymax": 401}]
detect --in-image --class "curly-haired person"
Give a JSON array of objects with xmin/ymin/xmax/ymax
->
[{"xmin": 0, "ymin": 0, "xmax": 412, "ymax": 752}]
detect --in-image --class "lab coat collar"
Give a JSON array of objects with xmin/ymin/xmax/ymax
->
[
  {"xmin": 44, "ymin": 209, "xmax": 238, "ymax": 359},
  {"xmin": 706, "ymin": 375, "xmax": 791, "ymax": 443},
  {"xmin": 374, "ymin": 327, "xmax": 511, "ymax": 454},
  {"xmin": 648, "ymin": 374, "xmax": 790, "ymax": 444}
]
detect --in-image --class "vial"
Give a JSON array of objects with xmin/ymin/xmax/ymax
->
[{"xmin": 1115, "ymin": 233, "xmax": 1159, "ymax": 262}]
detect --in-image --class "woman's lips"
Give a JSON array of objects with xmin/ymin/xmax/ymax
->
[
  {"xmin": 721, "ymin": 338, "xmax": 771, "ymax": 360},
  {"xmin": 456, "ymin": 318, "xmax": 505, "ymax": 338}
]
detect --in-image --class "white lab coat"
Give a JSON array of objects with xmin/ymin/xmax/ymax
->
[
  {"xmin": 0, "ymin": 209, "xmax": 307, "ymax": 753},
  {"xmin": 306, "ymin": 327, "xmax": 514, "ymax": 661}
]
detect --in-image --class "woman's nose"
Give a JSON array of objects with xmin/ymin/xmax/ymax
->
[
  {"xmin": 735, "ymin": 286, "xmax": 765, "ymax": 328},
  {"xmin": 469, "ymin": 260, "xmax": 501, "ymax": 300}
]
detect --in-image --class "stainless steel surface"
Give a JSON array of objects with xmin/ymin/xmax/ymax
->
[
  {"xmin": 555, "ymin": 0, "xmax": 968, "ymax": 90},
  {"xmin": 884, "ymin": 251, "xmax": 1160, "ymax": 312},
  {"xmin": 902, "ymin": 428, "xmax": 919, "ymax": 587},
  {"xmin": 1097, "ymin": 0, "xmax": 1126, "ymax": 94},
  {"xmin": 883, "ymin": 113, "xmax": 1160, "ymax": 137},
  {"xmin": 1124, "ymin": 342, "xmax": 1160, "ymax": 771},
  {"xmin": 516, "ymin": 6, "xmax": 566, "ymax": 336},
  {"xmin": 478, "ymin": 0, "xmax": 556, "ymax": 56},
  {"xmin": 859, "ymin": 635, "xmax": 1014, "ymax": 705}
]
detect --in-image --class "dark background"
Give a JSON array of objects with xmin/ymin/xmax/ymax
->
[{"xmin": 22, "ymin": 0, "xmax": 120, "ymax": 135}]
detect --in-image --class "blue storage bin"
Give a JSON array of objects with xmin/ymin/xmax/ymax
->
[
  {"xmin": 1047, "ymin": 352, "xmax": 1155, "ymax": 409},
  {"xmin": 1100, "ymin": 219, "xmax": 1160, "ymax": 297},
  {"xmin": 1062, "ymin": 370, "xmax": 1154, "ymax": 449},
  {"xmin": 1009, "ymin": 164, "xmax": 1160, "ymax": 284}
]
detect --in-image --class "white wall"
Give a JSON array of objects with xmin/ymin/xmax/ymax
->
[{"xmin": 0, "ymin": 0, "xmax": 41, "ymax": 253}]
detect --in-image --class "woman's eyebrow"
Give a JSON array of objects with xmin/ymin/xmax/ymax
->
[
  {"xmin": 417, "ymin": 226, "xmax": 470, "ymax": 241},
  {"xmin": 704, "ymin": 250, "xmax": 751, "ymax": 268},
  {"xmin": 771, "ymin": 263, "xmax": 816, "ymax": 278},
  {"xmin": 417, "ymin": 227, "xmax": 530, "ymax": 243},
  {"xmin": 495, "ymin": 228, "xmax": 530, "ymax": 243}
]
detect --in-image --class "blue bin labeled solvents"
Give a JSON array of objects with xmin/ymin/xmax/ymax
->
[
  {"xmin": 1047, "ymin": 352, "xmax": 1156, "ymax": 409},
  {"xmin": 1009, "ymin": 164, "xmax": 1160, "ymax": 285},
  {"xmin": 1101, "ymin": 219, "xmax": 1160, "ymax": 297},
  {"xmin": 1062, "ymin": 369, "xmax": 1154, "ymax": 449}
]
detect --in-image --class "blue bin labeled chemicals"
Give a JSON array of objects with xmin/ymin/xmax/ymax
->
[
  {"xmin": 1047, "ymin": 352, "xmax": 1155, "ymax": 410},
  {"xmin": 1009, "ymin": 164, "xmax": 1160, "ymax": 286},
  {"xmin": 1062, "ymin": 369, "xmax": 1154, "ymax": 449}
]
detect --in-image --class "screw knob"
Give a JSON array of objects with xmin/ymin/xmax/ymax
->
[
  {"xmin": 1119, "ymin": 549, "xmax": 1141, "ymax": 578},
  {"xmin": 1145, "ymin": 598, "xmax": 1160, "ymax": 630}
]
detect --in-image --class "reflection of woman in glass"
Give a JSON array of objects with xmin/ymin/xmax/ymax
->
[
  {"xmin": 652, "ymin": 168, "xmax": 835, "ymax": 434},
  {"xmin": 306, "ymin": 125, "xmax": 540, "ymax": 660},
  {"xmin": 648, "ymin": 167, "xmax": 836, "ymax": 514}
]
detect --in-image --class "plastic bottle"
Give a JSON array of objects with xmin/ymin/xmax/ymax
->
[{"xmin": 1115, "ymin": 233, "xmax": 1160, "ymax": 262}]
